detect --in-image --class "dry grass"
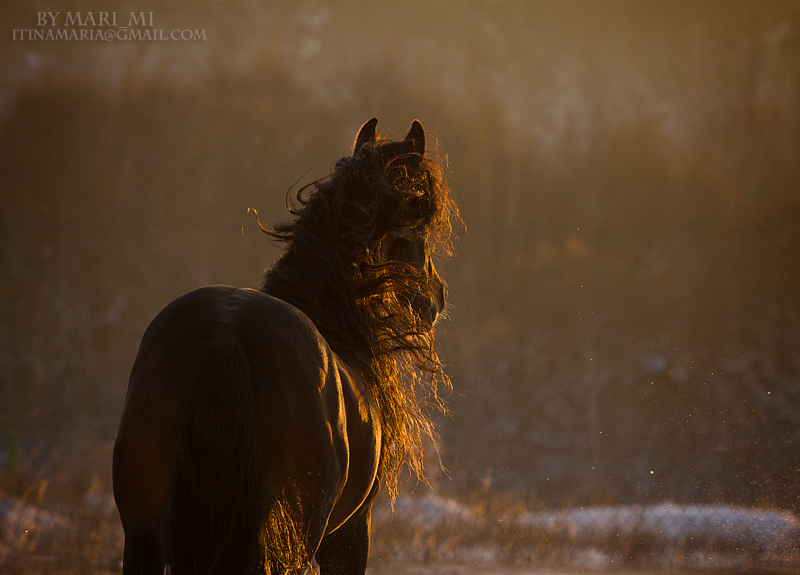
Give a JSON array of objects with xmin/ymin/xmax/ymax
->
[
  {"xmin": 0, "ymin": 435, "xmax": 123, "ymax": 574},
  {"xmin": 2, "ymin": 455, "xmax": 800, "ymax": 575},
  {"xmin": 0, "ymin": 493, "xmax": 123, "ymax": 574}
]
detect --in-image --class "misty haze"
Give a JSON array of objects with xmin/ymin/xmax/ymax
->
[{"xmin": 1, "ymin": 1, "xmax": 799, "ymax": 573}]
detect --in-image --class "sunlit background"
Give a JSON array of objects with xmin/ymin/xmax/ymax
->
[{"xmin": 1, "ymin": 1, "xmax": 799, "ymax": 572}]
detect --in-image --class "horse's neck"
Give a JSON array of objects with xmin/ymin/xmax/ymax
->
[{"xmin": 261, "ymin": 262, "xmax": 375, "ymax": 384}]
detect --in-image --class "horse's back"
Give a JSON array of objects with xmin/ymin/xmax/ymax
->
[
  {"xmin": 112, "ymin": 285, "xmax": 359, "ymax": 563},
  {"xmin": 125, "ymin": 285, "xmax": 334, "ymax": 389}
]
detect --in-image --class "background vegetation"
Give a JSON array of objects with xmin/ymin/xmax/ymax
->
[{"xmin": 1, "ymin": 1, "xmax": 799, "ymax": 569}]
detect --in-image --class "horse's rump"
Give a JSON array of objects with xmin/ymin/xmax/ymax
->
[{"xmin": 114, "ymin": 287, "xmax": 356, "ymax": 574}]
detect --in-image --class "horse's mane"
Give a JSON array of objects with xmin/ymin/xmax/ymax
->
[{"xmin": 259, "ymin": 134, "xmax": 459, "ymax": 498}]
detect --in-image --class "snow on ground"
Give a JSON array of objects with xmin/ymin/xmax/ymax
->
[
  {"xmin": 517, "ymin": 500, "xmax": 800, "ymax": 552},
  {"xmin": 378, "ymin": 492, "xmax": 799, "ymax": 552},
  {"xmin": 371, "ymin": 493, "xmax": 800, "ymax": 570},
  {"xmin": 0, "ymin": 495, "xmax": 75, "ymax": 560},
  {"xmin": 1, "ymin": 490, "xmax": 798, "ymax": 571},
  {"xmin": 373, "ymin": 492, "xmax": 476, "ymax": 528}
]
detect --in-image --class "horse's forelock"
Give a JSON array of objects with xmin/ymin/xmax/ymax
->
[{"xmin": 324, "ymin": 142, "xmax": 456, "ymax": 250}]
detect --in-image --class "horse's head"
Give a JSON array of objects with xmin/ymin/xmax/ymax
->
[
  {"xmin": 351, "ymin": 118, "xmax": 451, "ymax": 328},
  {"xmin": 261, "ymin": 117, "xmax": 458, "ymax": 335}
]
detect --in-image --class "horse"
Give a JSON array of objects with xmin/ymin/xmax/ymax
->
[{"xmin": 112, "ymin": 118, "xmax": 459, "ymax": 575}]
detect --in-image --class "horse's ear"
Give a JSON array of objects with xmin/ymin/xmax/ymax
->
[
  {"xmin": 404, "ymin": 120, "xmax": 425, "ymax": 155},
  {"xmin": 353, "ymin": 118, "xmax": 378, "ymax": 154}
]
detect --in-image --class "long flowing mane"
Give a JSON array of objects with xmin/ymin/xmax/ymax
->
[{"xmin": 259, "ymin": 132, "xmax": 459, "ymax": 497}]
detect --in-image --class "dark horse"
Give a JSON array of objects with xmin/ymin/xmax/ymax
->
[{"xmin": 112, "ymin": 119, "xmax": 459, "ymax": 574}]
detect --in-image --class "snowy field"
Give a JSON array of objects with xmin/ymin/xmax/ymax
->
[
  {"xmin": 1, "ymin": 490, "xmax": 798, "ymax": 573},
  {"xmin": 369, "ymin": 568, "xmax": 679, "ymax": 575},
  {"xmin": 369, "ymin": 493, "xmax": 800, "ymax": 573}
]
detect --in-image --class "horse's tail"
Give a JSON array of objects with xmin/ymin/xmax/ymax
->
[{"xmin": 163, "ymin": 333, "xmax": 266, "ymax": 574}]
